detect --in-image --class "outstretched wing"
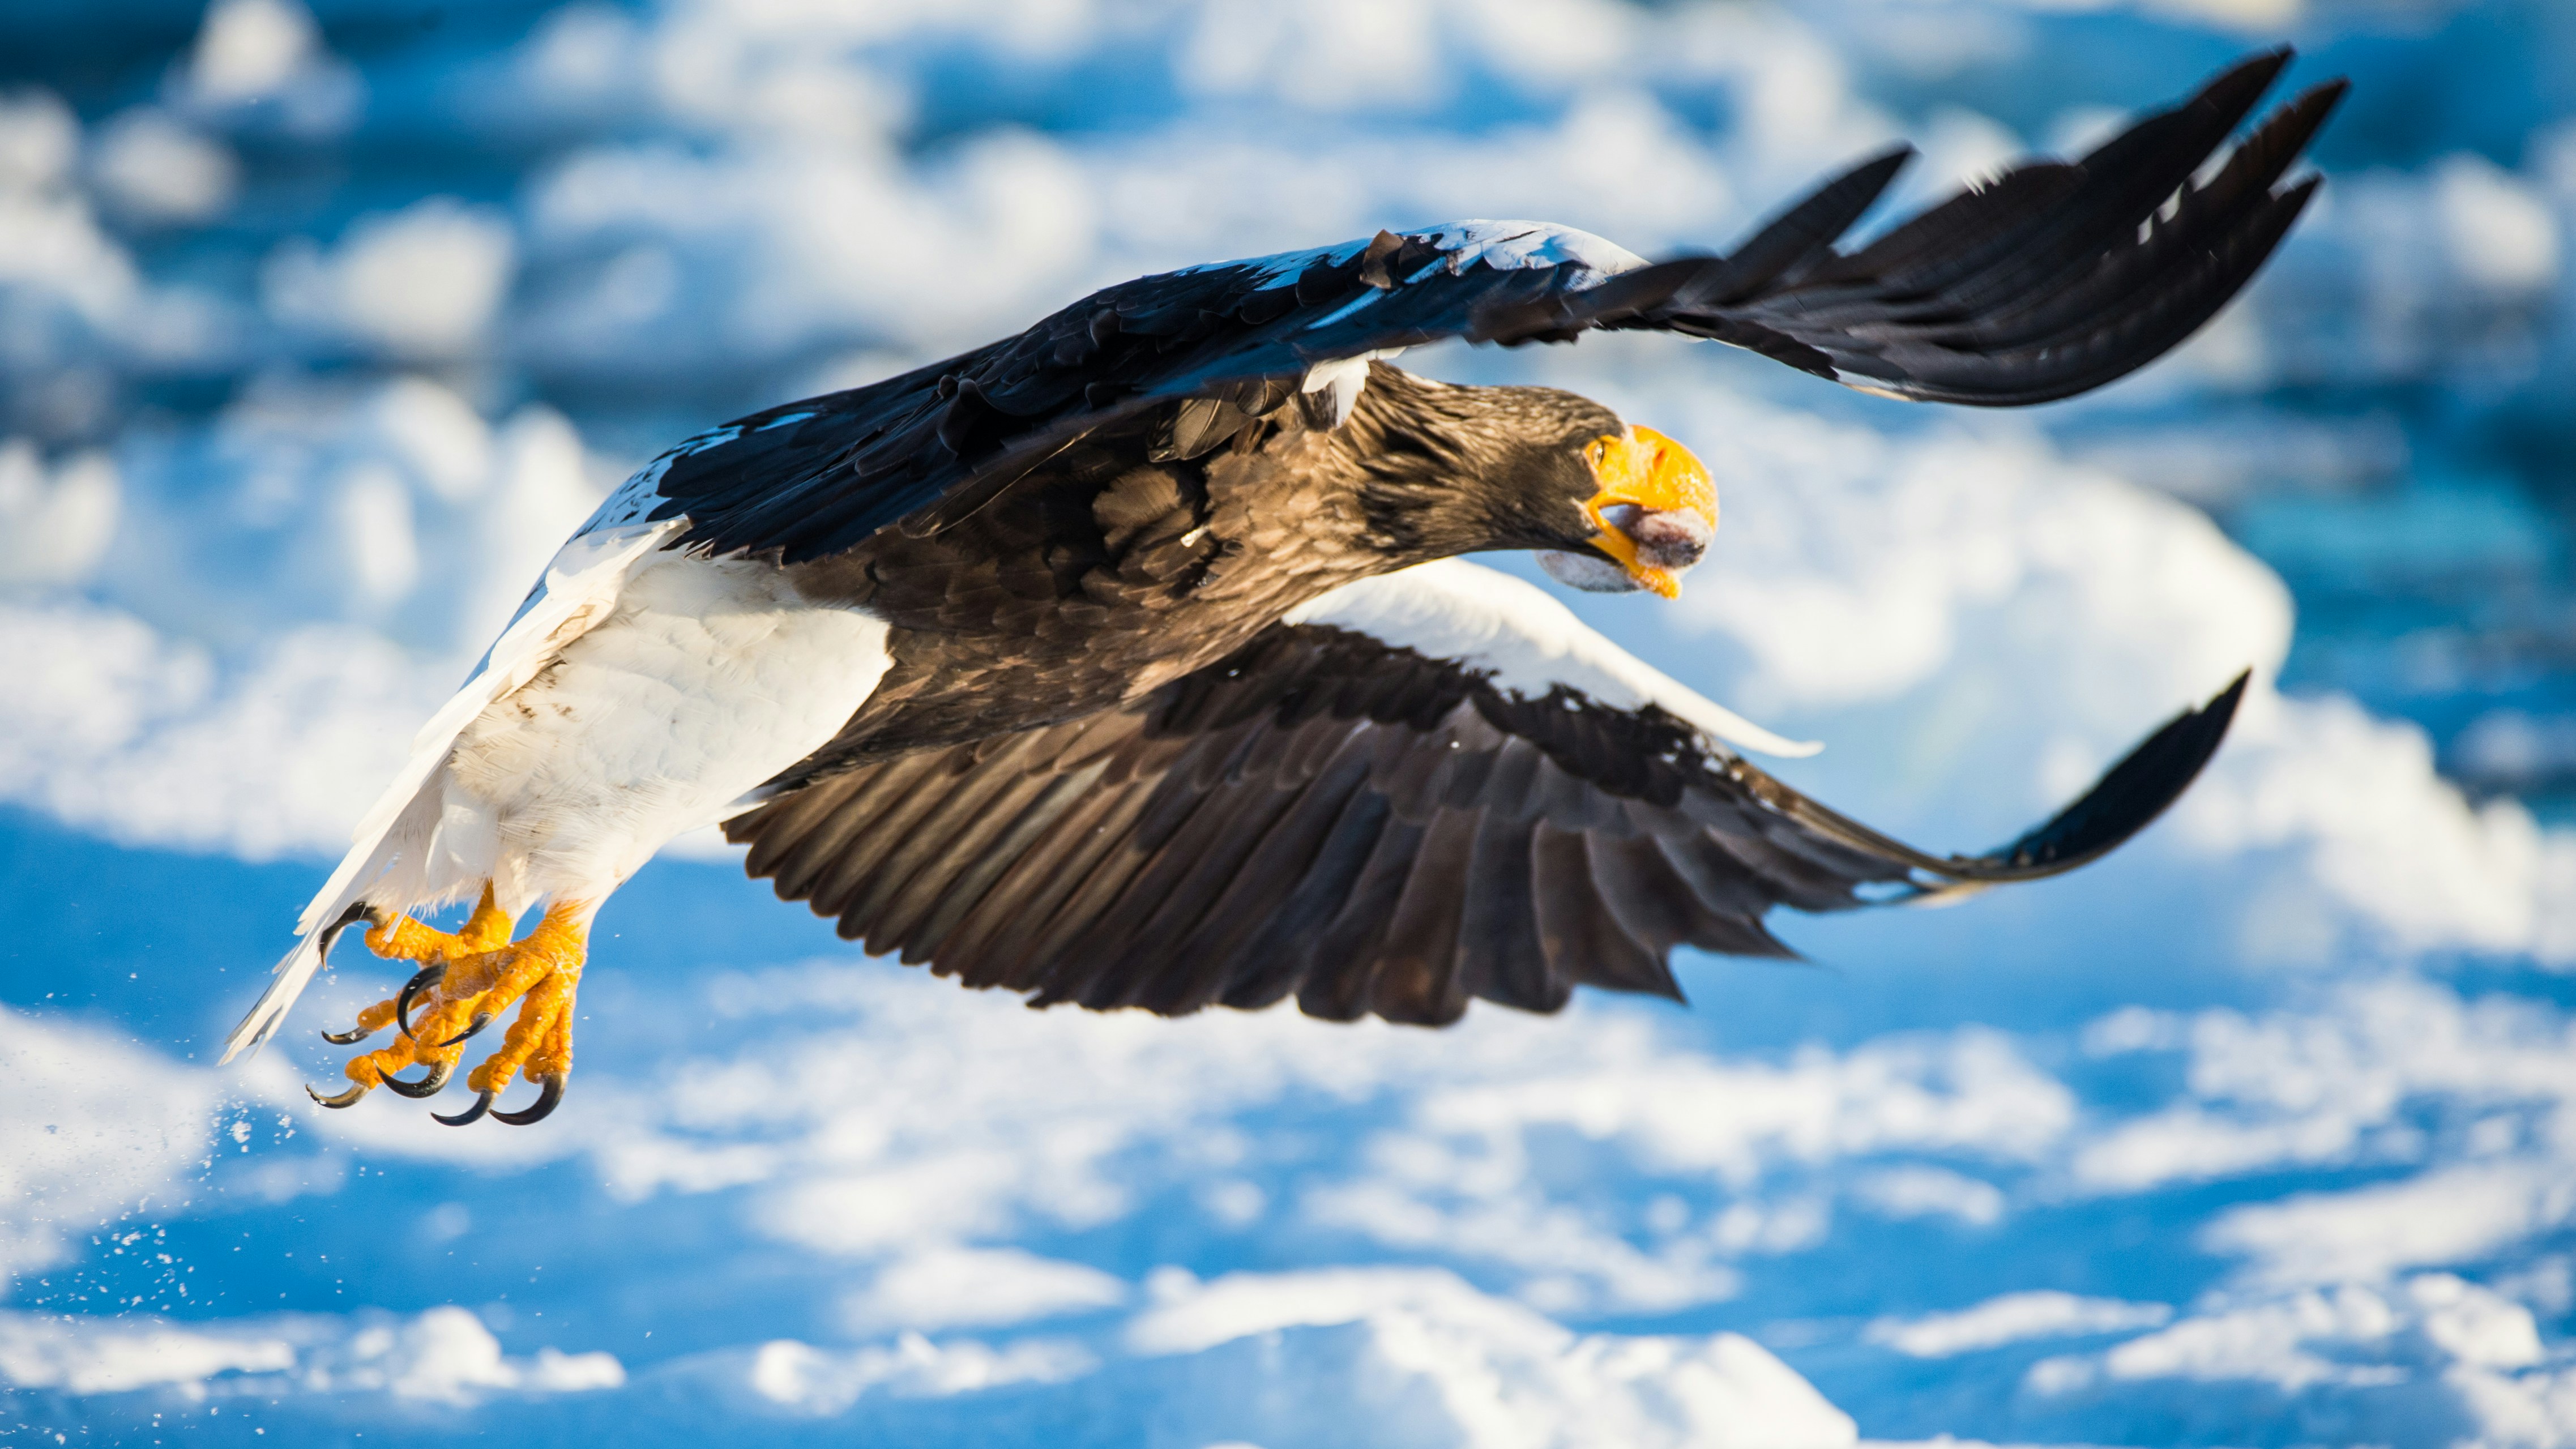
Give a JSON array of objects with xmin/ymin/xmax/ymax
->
[
  {"xmin": 1473, "ymin": 50, "xmax": 2346, "ymax": 405},
  {"xmin": 644, "ymin": 50, "xmax": 2338, "ymax": 565},
  {"xmin": 641, "ymin": 222, "xmax": 1647, "ymax": 563},
  {"xmin": 722, "ymin": 561, "xmax": 2245, "ymax": 1026}
]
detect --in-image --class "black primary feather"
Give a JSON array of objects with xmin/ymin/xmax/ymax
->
[
  {"xmin": 639, "ymin": 51, "xmax": 2339, "ymax": 563},
  {"xmin": 1977, "ymin": 669, "xmax": 2248, "ymax": 872}
]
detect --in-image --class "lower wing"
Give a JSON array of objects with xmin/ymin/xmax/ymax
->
[{"xmin": 725, "ymin": 561, "xmax": 2242, "ymax": 1026}]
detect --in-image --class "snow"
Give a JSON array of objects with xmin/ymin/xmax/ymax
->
[
  {"xmin": 0, "ymin": 104, "xmax": 137, "ymax": 330},
  {"xmin": 0, "ymin": 440, "xmax": 118, "ymax": 587},
  {"xmin": 88, "ymin": 109, "xmax": 239, "ymax": 226},
  {"xmin": 0, "ymin": 1313, "xmax": 297, "ymax": 1394},
  {"xmin": 1867, "ymin": 1292, "xmax": 2173, "ymax": 1359},
  {"xmin": 0, "ymin": 602, "xmax": 433, "ymax": 860},
  {"xmin": 0, "ymin": 1009, "xmax": 220, "ymax": 1283},
  {"xmin": 185, "ymin": 0, "xmax": 325, "ymax": 105},
  {"xmin": 741, "ymin": 1332, "xmax": 1093, "ymax": 1414},
  {"xmin": 177, "ymin": 0, "xmax": 362, "ymax": 136},
  {"xmin": 264, "ymin": 199, "xmax": 518, "ymax": 361},
  {"xmin": 1125, "ymin": 1266, "xmax": 1860, "ymax": 1449},
  {"xmin": 2074, "ymin": 978, "xmax": 2576, "ymax": 1198},
  {"xmin": 2434, "ymin": 155, "xmax": 2562, "ymax": 296},
  {"xmin": 843, "ymin": 1248, "xmax": 1129, "ymax": 1333},
  {"xmin": 0, "ymin": 1303, "xmax": 621, "ymax": 1402},
  {"xmin": 2204, "ymin": 1164, "xmax": 2576, "ymax": 1289},
  {"xmin": 1848, "ymin": 1167, "xmax": 2007, "ymax": 1228},
  {"xmin": 5, "ymin": 1, "xmax": 2576, "ymax": 1445}
]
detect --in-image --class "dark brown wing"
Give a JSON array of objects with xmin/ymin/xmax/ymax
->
[
  {"xmin": 640, "ymin": 53, "xmax": 2340, "ymax": 563},
  {"xmin": 1473, "ymin": 50, "xmax": 2347, "ymax": 406},
  {"xmin": 724, "ymin": 621, "xmax": 2245, "ymax": 1027}
]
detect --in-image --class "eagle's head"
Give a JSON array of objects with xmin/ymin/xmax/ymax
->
[{"xmin": 1341, "ymin": 369, "xmax": 1716, "ymax": 596}]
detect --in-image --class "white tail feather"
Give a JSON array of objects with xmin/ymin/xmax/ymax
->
[
  {"xmin": 221, "ymin": 519, "xmax": 681, "ymax": 1062},
  {"xmin": 219, "ymin": 908, "xmax": 356, "ymax": 1064}
]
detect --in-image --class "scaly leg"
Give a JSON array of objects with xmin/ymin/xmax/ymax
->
[{"xmin": 308, "ymin": 891, "xmax": 592, "ymax": 1127}]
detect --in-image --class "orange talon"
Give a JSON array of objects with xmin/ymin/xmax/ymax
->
[
  {"xmin": 364, "ymin": 884, "xmax": 515, "ymax": 963},
  {"xmin": 465, "ymin": 975, "xmax": 566, "ymax": 1095},
  {"xmin": 329, "ymin": 885, "xmax": 591, "ymax": 1125},
  {"xmin": 527, "ymin": 971, "xmax": 578, "ymax": 1085}
]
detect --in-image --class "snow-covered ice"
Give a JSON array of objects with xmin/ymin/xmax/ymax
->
[{"xmin": 5, "ymin": 1, "xmax": 2576, "ymax": 1445}]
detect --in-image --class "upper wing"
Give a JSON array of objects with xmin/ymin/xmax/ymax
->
[
  {"xmin": 1474, "ymin": 49, "xmax": 2346, "ymax": 405},
  {"xmin": 640, "ymin": 222, "xmax": 1646, "ymax": 563},
  {"xmin": 721, "ymin": 561, "xmax": 2245, "ymax": 1026},
  {"xmin": 643, "ymin": 50, "xmax": 2338, "ymax": 564}
]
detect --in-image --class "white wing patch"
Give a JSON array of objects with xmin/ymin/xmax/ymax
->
[
  {"xmin": 1187, "ymin": 219, "xmax": 1647, "ymax": 295},
  {"xmin": 1186, "ymin": 220, "xmax": 1651, "ymax": 428},
  {"xmin": 1285, "ymin": 559, "xmax": 1821, "ymax": 760},
  {"xmin": 1428, "ymin": 220, "xmax": 1648, "ymax": 281}
]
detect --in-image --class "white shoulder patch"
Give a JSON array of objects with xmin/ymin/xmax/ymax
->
[
  {"xmin": 574, "ymin": 411, "xmax": 776, "ymax": 538},
  {"xmin": 474, "ymin": 404, "xmax": 782, "ymax": 674},
  {"xmin": 1300, "ymin": 349, "xmax": 1406, "ymax": 427},
  {"xmin": 583, "ymin": 452, "xmax": 678, "ymax": 535},
  {"xmin": 1430, "ymin": 220, "xmax": 1648, "ymax": 282},
  {"xmin": 1284, "ymin": 559, "xmax": 1821, "ymax": 760},
  {"xmin": 1186, "ymin": 219, "xmax": 1647, "ymax": 296}
]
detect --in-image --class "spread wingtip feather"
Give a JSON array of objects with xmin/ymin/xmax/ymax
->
[{"xmin": 1976, "ymin": 668, "xmax": 2250, "ymax": 876}]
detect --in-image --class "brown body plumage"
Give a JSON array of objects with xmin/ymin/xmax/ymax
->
[{"xmin": 781, "ymin": 366, "xmax": 1619, "ymax": 782}]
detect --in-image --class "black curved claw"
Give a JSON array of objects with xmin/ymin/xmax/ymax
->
[
  {"xmin": 490, "ymin": 1074, "xmax": 563, "ymax": 1126},
  {"xmin": 319, "ymin": 1023, "xmax": 375, "ymax": 1045},
  {"xmin": 381, "ymin": 1058, "xmax": 454, "ymax": 1099},
  {"xmin": 306, "ymin": 1082, "xmax": 369, "ymax": 1109},
  {"xmin": 433, "ymin": 1090, "xmax": 494, "ymax": 1127},
  {"xmin": 395, "ymin": 961, "xmax": 447, "ymax": 1041},
  {"xmin": 435, "ymin": 1011, "xmax": 494, "ymax": 1050},
  {"xmin": 318, "ymin": 901, "xmax": 374, "ymax": 959}
]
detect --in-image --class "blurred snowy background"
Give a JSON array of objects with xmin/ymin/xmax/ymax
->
[{"xmin": 3, "ymin": 0, "xmax": 2575, "ymax": 1443}]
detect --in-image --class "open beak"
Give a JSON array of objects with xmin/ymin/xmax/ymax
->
[{"xmin": 1574, "ymin": 425, "xmax": 1717, "ymax": 599}]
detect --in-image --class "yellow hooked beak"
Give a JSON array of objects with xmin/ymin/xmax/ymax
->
[{"xmin": 1580, "ymin": 425, "xmax": 1718, "ymax": 599}]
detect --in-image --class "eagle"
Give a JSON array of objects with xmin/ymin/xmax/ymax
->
[{"xmin": 222, "ymin": 53, "xmax": 2340, "ymax": 1126}]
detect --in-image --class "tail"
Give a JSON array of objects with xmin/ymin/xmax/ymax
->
[
  {"xmin": 218, "ymin": 902, "xmax": 374, "ymax": 1063},
  {"xmin": 214, "ymin": 516, "xmax": 684, "ymax": 1065},
  {"xmin": 216, "ymin": 720, "xmax": 444, "ymax": 1065}
]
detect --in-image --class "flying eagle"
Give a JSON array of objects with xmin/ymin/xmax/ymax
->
[{"xmin": 223, "ymin": 53, "xmax": 2340, "ymax": 1126}]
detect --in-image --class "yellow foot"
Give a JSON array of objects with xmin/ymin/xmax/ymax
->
[
  {"xmin": 318, "ymin": 886, "xmax": 515, "ymax": 1047},
  {"xmin": 307, "ymin": 891, "xmax": 589, "ymax": 1128}
]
